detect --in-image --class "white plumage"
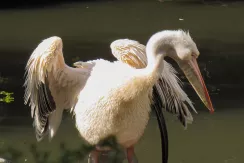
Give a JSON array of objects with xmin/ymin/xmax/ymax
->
[
  {"xmin": 24, "ymin": 37, "xmax": 91, "ymax": 141},
  {"xmin": 74, "ymin": 59, "xmax": 155, "ymax": 147},
  {"xmin": 109, "ymin": 38, "xmax": 196, "ymax": 126},
  {"xmin": 24, "ymin": 29, "xmax": 214, "ymax": 163}
]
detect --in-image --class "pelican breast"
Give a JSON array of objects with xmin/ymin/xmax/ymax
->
[{"xmin": 73, "ymin": 59, "xmax": 154, "ymax": 147}]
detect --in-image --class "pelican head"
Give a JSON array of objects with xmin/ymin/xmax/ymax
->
[{"xmin": 146, "ymin": 30, "xmax": 214, "ymax": 113}]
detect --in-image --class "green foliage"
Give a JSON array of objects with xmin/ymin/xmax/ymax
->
[{"xmin": 0, "ymin": 91, "xmax": 14, "ymax": 104}]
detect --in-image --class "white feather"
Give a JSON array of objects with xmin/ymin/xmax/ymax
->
[
  {"xmin": 110, "ymin": 38, "xmax": 197, "ymax": 127},
  {"xmin": 24, "ymin": 36, "xmax": 92, "ymax": 141}
]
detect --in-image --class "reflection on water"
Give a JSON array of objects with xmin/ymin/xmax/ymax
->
[{"xmin": 1, "ymin": 0, "xmax": 244, "ymax": 162}]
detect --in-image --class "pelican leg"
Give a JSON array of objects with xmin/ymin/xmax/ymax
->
[
  {"xmin": 88, "ymin": 150, "xmax": 100, "ymax": 163},
  {"xmin": 126, "ymin": 146, "xmax": 138, "ymax": 163}
]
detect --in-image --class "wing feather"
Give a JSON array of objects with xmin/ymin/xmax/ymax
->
[
  {"xmin": 24, "ymin": 36, "xmax": 92, "ymax": 141},
  {"xmin": 110, "ymin": 39, "xmax": 197, "ymax": 127}
]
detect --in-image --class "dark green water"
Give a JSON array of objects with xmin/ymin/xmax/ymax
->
[
  {"xmin": 1, "ymin": 110, "xmax": 244, "ymax": 163},
  {"xmin": 0, "ymin": 0, "xmax": 244, "ymax": 162}
]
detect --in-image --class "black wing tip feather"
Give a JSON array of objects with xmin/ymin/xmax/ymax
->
[
  {"xmin": 33, "ymin": 118, "xmax": 49, "ymax": 142},
  {"xmin": 34, "ymin": 79, "xmax": 56, "ymax": 141},
  {"xmin": 157, "ymin": 79, "xmax": 191, "ymax": 128}
]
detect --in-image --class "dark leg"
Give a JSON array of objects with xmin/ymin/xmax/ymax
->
[{"xmin": 126, "ymin": 146, "xmax": 138, "ymax": 163}]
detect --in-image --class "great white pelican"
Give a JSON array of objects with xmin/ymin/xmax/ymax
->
[{"xmin": 24, "ymin": 29, "xmax": 214, "ymax": 163}]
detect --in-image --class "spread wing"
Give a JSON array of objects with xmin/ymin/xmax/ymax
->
[
  {"xmin": 24, "ymin": 36, "xmax": 92, "ymax": 141},
  {"xmin": 110, "ymin": 39, "xmax": 197, "ymax": 127}
]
